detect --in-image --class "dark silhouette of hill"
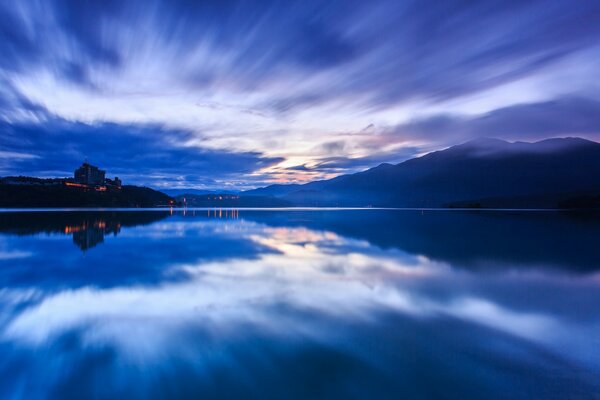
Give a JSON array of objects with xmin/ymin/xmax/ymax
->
[
  {"xmin": 245, "ymin": 137, "xmax": 600, "ymax": 208},
  {"xmin": 0, "ymin": 183, "xmax": 175, "ymax": 208}
]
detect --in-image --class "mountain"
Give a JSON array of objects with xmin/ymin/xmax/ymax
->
[
  {"xmin": 241, "ymin": 184, "xmax": 305, "ymax": 197},
  {"xmin": 244, "ymin": 137, "xmax": 600, "ymax": 208}
]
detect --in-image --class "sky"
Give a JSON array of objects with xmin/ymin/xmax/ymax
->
[{"xmin": 1, "ymin": 0, "xmax": 600, "ymax": 190}]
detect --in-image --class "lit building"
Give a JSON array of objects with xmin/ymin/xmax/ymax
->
[{"xmin": 74, "ymin": 162, "xmax": 106, "ymax": 185}]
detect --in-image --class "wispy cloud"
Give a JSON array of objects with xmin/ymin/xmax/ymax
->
[
  {"xmin": 1, "ymin": 0, "xmax": 599, "ymax": 187},
  {"xmin": 0, "ymin": 117, "xmax": 282, "ymax": 189},
  {"xmin": 391, "ymin": 96, "xmax": 600, "ymax": 145}
]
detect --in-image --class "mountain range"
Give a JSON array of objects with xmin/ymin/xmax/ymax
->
[
  {"xmin": 242, "ymin": 137, "xmax": 600, "ymax": 208},
  {"xmin": 7, "ymin": 137, "xmax": 600, "ymax": 209}
]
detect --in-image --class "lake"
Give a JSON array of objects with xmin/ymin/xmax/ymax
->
[{"xmin": 0, "ymin": 209, "xmax": 599, "ymax": 399}]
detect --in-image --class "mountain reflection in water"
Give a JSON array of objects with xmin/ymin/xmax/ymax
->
[{"xmin": 0, "ymin": 209, "xmax": 598, "ymax": 399}]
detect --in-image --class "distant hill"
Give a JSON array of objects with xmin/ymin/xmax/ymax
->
[
  {"xmin": 241, "ymin": 183, "xmax": 305, "ymax": 197},
  {"xmin": 163, "ymin": 188, "xmax": 240, "ymax": 196},
  {"xmin": 175, "ymin": 193, "xmax": 292, "ymax": 207},
  {"xmin": 244, "ymin": 137, "xmax": 600, "ymax": 208},
  {"xmin": 0, "ymin": 180, "xmax": 176, "ymax": 208}
]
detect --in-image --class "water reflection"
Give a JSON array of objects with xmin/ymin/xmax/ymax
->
[
  {"xmin": 0, "ymin": 209, "xmax": 599, "ymax": 399},
  {"xmin": 0, "ymin": 211, "xmax": 169, "ymax": 250},
  {"xmin": 236, "ymin": 209, "xmax": 600, "ymax": 271}
]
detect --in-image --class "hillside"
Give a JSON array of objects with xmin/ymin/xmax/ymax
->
[
  {"xmin": 0, "ymin": 182, "xmax": 176, "ymax": 208},
  {"xmin": 245, "ymin": 137, "xmax": 600, "ymax": 208}
]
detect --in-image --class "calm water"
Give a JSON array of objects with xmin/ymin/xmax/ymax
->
[{"xmin": 0, "ymin": 209, "xmax": 599, "ymax": 399}]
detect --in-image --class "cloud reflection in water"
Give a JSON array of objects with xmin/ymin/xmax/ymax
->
[{"xmin": 0, "ymin": 210, "xmax": 599, "ymax": 399}]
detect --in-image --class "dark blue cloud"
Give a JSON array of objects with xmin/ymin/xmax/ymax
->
[
  {"xmin": 284, "ymin": 165, "xmax": 313, "ymax": 172},
  {"xmin": 0, "ymin": 6, "xmax": 38, "ymax": 71},
  {"xmin": 0, "ymin": 118, "xmax": 283, "ymax": 189},
  {"xmin": 254, "ymin": 0, "xmax": 600, "ymax": 110},
  {"xmin": 394, "ymin": 96, "xmax": 600, "ymax": 143}
]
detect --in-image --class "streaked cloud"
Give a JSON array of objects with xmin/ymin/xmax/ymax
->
[
  {"xmin": 0, "ymin": 118, "xmax": 282, "ymax": 190},
  {"xmin": 1, "ymin": 0, "xmax": 599, "ymax": 187},
  {"xmin": 391, "ymin": 96, "xmax": 600, "ymax": 145}
]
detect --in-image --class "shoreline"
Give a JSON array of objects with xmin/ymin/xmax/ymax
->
[{"xmin": 2, "ymin": 207, "xmax": 600, "ymax": 212}]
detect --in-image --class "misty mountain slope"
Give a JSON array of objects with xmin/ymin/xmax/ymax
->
[
  {"xmin": 248, "ymin": 137, "xmax": 600, "ymax": 207},
  {"xmin": 243, "ymin": 184, "xmax": 305, "ymax": 197}
]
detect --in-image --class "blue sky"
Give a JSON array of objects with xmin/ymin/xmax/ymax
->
[{"xmin": 1, "ymin": 0, "xmax": 599, "ymax": 189}]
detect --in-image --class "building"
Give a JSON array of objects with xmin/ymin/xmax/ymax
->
[
  {"xmin": 106, "ymin": 177, "xmax": 122, "ymax": 188},
  {"xmin": 68, "ymin": 161, "xmax": 122, "ymax": 191},
  {"xmin": 74, "ymin": 162, "xmax": 106, "ymax": 186}
]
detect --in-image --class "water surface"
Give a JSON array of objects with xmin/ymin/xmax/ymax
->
[{"xmin": 0, "ymin": 209, "xmax": 599, "ymax": 399}]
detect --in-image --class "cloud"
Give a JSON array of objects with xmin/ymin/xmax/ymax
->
[
  {"xmin": 253, "ymin": 0, "xmax": 600, "ymax": 112},
  {"xmin": 284, "ymin": 165, "xmax": 313, "ymax": 172},
  {"xmin": 0, "ymin": 118, "xmax": 283, "ymax": 189},
  {"xmin": 2, "ymin": 1, "xmax": 599, "ymax": 107},
  {"xmin": 393, "ymin": 96, "xmax": 600, "ymax": 144},
  {"xmin": 0, "ymin": 79, "xmax": 51, "ymax": 121},
  {"xmin": 311, "ymin": 149, "xmax": 421, "ymax": 172},
  {"xmin": 1, "ymin": 1, "xmax": 600, "ymax": 188}
]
